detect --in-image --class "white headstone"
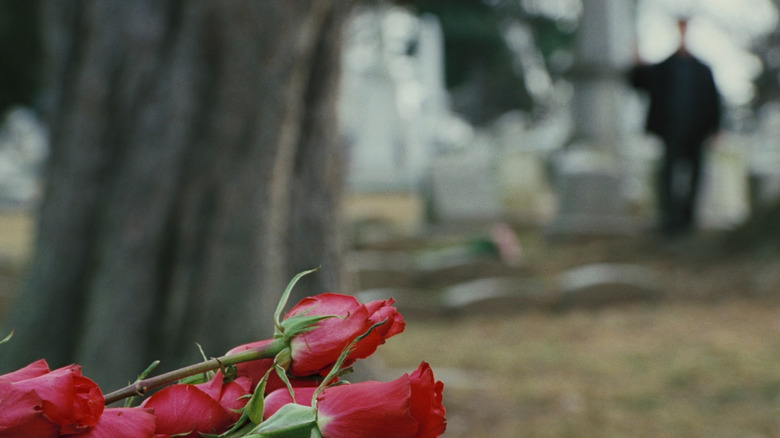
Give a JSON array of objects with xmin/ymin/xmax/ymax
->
[
  {"xmin": 429, "ymin": 147, "xmax": 503, "ymax": 222},
  {"xmin": 0, "ymin": 107, "xmax": 48, "ymax": 207},
  {"xmin": 341, "ymin": 7, "xmax": 451, "ymax": 193},
  {"xmin": 548, "ymin": 147, "xmax": 640, "ymax": 234}
]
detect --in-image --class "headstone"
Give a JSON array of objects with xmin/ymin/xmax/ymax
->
[
  {"xmin": 442, "ymin": 276, "xmax": 552, "ymax": 315},
  {"xmin": 0, "ymin": 107, "xmax": 48, "ymax": 208},
  {"xmin": 341, "ymin": 7, "xmax": 469, "ymax": 232},
  {"xmin": 620, "ymin": 133, "xmax": 661, "ymax": 219},
  {"xmin": 416, "ymin": 254, "xmax": 533, "ymax": 289},
  {"xmin": 346, "ymin": 250, "xmax": 417, "ymax": 290},
  {"xmin": 555, "ymin": 263, "xmax": 664, "ymax": 310},
  {"xmin": 499, "ymin": 150, "xmax": 557, "ymax": 224},
  {"xmin": 341, "ymin": 58, "xmax": 407, "ymax": 191},
  {"xmin": 401, "ymin": 13, "xmax": 448, "ymax": 185},
  {"xmin": 491, "ymin": 113, "xmax": 559, "ymax": 224},
  {"xmin": 347, "ymin": 243, "xmax": 532, "ymax": 291},
  {"xmin": 548, "ymin": 147, "xmax": 640, "ymax": 235},
  {"xmin": 429, "ymin": 147, "xmax": 503, "ymax": 222},
  {"xmin": 549, "ymin": 0, "xmax": 639, "ymax": 235},
  {"xmin": 341, "ymin": 7, "xmax": 450, "ymax": 193},
  {"xmin": 698, "ymin": 135, "xmax": 750, "ymax": 229},
  {"xmin": 749, "ymin": 158, "xmax": 780, "ymax": 215},
  {"xmin": 748, "ymin": 105, "xmax": 780, "ymax": 217}
]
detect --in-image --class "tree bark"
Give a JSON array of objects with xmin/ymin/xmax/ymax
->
[
  {"xmin": 3, "ymin": 0, "xmax": 351, "ymax": 389},
  {"xmin": 285, "ymin": 5, "xmax": 349, "ymax": 303}
]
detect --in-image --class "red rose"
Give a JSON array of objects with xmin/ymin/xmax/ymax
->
[
  {"xmin": 284, "ymin": 293, "xmax": 405, "ymax": 376},
  {"xmin": 264, "ymin": 362, "xmax": 446, "ymax": 438},
  {"xmin": 0, "ymin": 359, "xmax": 104, "ymax": 437},
  {"xmin": 140, "ymin": 371, "xmax": 251, "ymax": 437}
]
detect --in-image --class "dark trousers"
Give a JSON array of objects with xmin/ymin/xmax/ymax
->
[{"xmin": 658, "ymin": 136, "xmax": 705, "ymax": 236}]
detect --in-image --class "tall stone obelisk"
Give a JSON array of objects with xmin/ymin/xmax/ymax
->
[{"xmin": 549, "ymin": 0, "xmax": 640, "ymax": 235}]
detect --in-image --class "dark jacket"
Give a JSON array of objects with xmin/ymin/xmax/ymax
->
[{"xmin": 630, "ymin": 51, "xmax": 721, "ymax": 147}]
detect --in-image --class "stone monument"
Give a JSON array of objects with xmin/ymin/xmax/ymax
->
[{"xmin": 548, "ymin": 0, "xmax": 642, "ymax": 235}]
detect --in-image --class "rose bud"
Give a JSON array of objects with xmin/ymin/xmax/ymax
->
[
  {"xmin": 0, "ymin": 359, "xmax": 104, "ymax": 437},
  {"xmin": 283, "ymin": 293, "xmax": 405, "ymax": 376},
  {"xmin": 263, "ymin": 362, "xmax": 445, "ymax": 438}
]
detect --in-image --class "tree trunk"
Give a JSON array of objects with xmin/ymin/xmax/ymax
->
[
  {"xmin": 285, "ymin": 7, "xmax": 349, "ymax": 303},
  {"xmin": 3, "ymin": 0, "xmax": 351, "ymax": 390}
]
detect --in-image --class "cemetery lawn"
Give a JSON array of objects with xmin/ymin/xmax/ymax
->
[
  {"xmin": 378, "ymin": 300, "xmax": 780, "ymax": 438},
  {"xmin": 370, "ymin": 231, "xmax": 780, "ymax": 438}
]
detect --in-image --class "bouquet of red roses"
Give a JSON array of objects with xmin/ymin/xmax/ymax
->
[{"xmin": 0, "ymin": 269, "xmax": 446, "ymax": 437}]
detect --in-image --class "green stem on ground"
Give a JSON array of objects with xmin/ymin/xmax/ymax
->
[{"xmin": 103, "ymin": 338, "xmax": 287, "ymax": 405}]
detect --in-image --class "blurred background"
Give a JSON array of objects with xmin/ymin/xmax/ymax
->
[{"xmin": 2, "ymin": 0, "xmax": 780, "ymax": 436}]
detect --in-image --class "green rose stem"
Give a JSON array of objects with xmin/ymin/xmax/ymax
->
[{"xmin": 103, "ymin": 337, "xmax": 286, "ymax": 405}]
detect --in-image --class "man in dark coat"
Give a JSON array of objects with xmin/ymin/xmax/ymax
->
[{"xmin": 630, "ymin": 19, "xmax": 721, "ymax": 236}]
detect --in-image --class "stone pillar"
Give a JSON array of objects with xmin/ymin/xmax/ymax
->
[{"xmin": 548, "ymin": 0, "xmax": 641, "ymax": 235}]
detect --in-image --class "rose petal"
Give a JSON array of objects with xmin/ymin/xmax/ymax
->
[
  {"xmin": 141, "ymin": 384, "xmax": 234, "ymax": 437},
  {"xmin": 0, "ymin": 380, "xmax": 59, "ymax": 438},
  {"xmin": 78, "ymin": 408, "xmax": 156, "ymax": 438},
  {"xmin": 285, "ymin": 293, "xmax": 404, "ymax": 376},
  {"xmin": 366, "ymin": 299, "xmax": 406, "ymax": 339},
  {"xmin": 285, "ymin": 294, "xmax": 362, "ymax": 319},
  {"xmin": 316, "ymin": 378, "xmax": 418, "ymax": 438},
  {"xmin": 288, "ymin": 303, "xmax": 372, "ymax": 375},
  {"xmin": 409, "ymin": 363, "xmax": 446, "ymax": 438},
  {"xmin": 216, "ymin": 376, "xmax": 252, "ymax": 421},
  {"xmin": 263, "ymin": 387, "xmax": 318, "ymax": 419},
  {"xmin": 0, "ymin": 359, "xmax": 51, "ymax": 383}
]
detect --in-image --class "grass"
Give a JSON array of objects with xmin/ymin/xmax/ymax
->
[{"xmin": 376, "ymin": 301, "xmax": 780, "ymax": 437}]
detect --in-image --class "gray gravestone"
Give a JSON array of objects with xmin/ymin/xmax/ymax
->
[
  {"xmin": 442, "ymin": 276, "xmax": 552, "ymax": 315},
  {"xmin": 548, "ymin": 0, "xmax": 639, "ymax": 236},
  {"xmin": 429, "ymin": 147, "xmax": 503, "ymax": 222},
  {"xmin": 555, "ymin": 263, "xmax": 664, "ymax": 310},
  {"xmin": 548, "ymin": 147, "xmax": 639, "ymax": 235}
]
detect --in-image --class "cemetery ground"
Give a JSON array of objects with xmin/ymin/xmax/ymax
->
[{"xmin": 2, "ymin": 210, "xmax": 780, "ymax": 437}]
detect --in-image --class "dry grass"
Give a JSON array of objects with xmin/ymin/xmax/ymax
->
[
  {"xmin": 0, "ymin": 209, "xmax": 34, "ymax": 264},
  {"xmin": 377, "ymin": 301, "xmax": 780, "ymax": 437},
  {"xmin": 0, "ymin": 210, "xmax": 34, "ymax": 319}
]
